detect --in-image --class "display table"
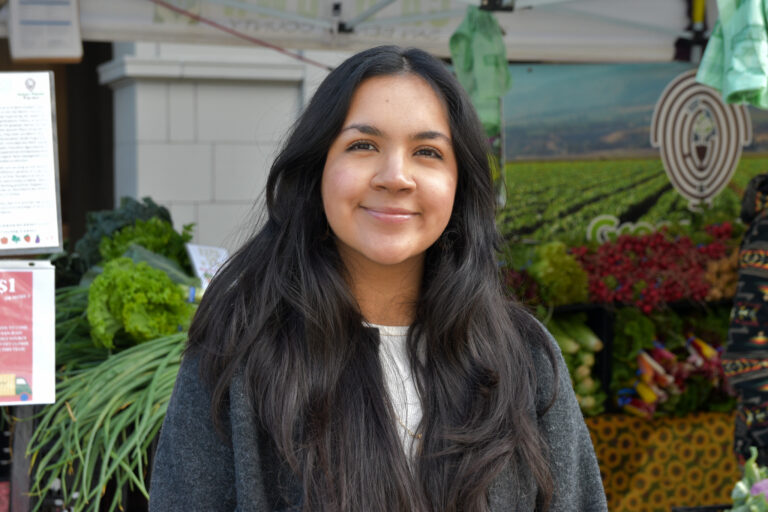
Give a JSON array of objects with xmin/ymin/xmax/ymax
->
[{"xmin": 585, "ymin": 412, "xmax": 739, "ymax": 512}]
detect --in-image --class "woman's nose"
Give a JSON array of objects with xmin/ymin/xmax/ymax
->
[{"xmin": 370, "ymin": 152, "xmax": 415, "ymax": 192}]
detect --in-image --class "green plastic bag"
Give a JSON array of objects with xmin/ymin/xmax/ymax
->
[{"xmin": 449, "ymin": 5, "xmax": 511, "ymax": 137}]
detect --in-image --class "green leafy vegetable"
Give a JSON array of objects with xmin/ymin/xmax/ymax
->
[
  {"xmin": 75, "ymin": 197, "xmax": 172, "ymax": 270},
  {"xmin": 99, "ymin": 217, "xmax": 193, "ymax": 272},
  {"xmin": 610, "ymin": 308, "xmax": 656, "ymax": 393},
  {"xmin": 528, "ymin": 241, "xmax": 588, "ymax": 306},
  {"xmin": 86, "ymin": 258, "xmax": 194, "ymax": 349},
  {"xmin": 120, "ymin": 243, "xmax": 200, "ymax": 287}
]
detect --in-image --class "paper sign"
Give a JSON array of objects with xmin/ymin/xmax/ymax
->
[
  {"xmin": 0, "ymin": 72, "xmax": 62, "ymax": 255},
  {"xmin": 8, "ymin": 0, "xmax": 83, "ymax": 62},
  {"xmin": 0, "ymin": 260, "xmax": 55, "ymax": 406},
  {"xmin": 185, "ymin": 243, "xmax": 229, "ymax": 292}
]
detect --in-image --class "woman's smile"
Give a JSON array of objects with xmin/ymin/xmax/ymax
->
[{"xmin": 361, "ymin": 205, "xmax": 419, "ymax": 223}]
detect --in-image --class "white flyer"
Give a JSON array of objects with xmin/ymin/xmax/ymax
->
[{"xmin": 0, "ymin": 71, "xmax": 62, "ymax": 255}]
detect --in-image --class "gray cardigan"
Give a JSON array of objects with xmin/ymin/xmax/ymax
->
[{"xmin": 149, "ymin": 332, "xmax": 608, "ymax": 511}]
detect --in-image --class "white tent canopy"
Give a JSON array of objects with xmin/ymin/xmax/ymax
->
[{"xmin": 0, "ymin": 0, "xmax": 718, "ymax": 62}]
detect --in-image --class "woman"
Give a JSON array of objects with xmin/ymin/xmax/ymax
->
[{"xmin": 149, "ymin": 45, "xmax": 606, "ymax": 512}]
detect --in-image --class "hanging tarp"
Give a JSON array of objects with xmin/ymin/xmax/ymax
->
[
  {"xmin": 0, "ymin": 0, "xmax": 699, "ymax": 62},
  {"xmin": 697, "ymin": 0, "xmax": 768, "ymax": 108}
]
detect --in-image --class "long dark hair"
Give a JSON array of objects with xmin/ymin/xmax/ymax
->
[{"xmin": 188, "ymin": 45, "xmax": 556, "ymax": 511}]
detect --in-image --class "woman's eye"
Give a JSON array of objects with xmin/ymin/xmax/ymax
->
[
  {"xmin": 347, "ymin": 141, "xmax": 377, "ymax": 151},
  {"xmin": 415, "ymin": 147, "xmax": 443, "ymax": 159}
]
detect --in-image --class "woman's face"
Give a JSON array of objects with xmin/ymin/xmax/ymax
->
[{"xmin": 321, "ymin": 74, "xmax": 458, "ymax": 274}]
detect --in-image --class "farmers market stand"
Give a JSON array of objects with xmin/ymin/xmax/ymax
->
[{"xmin": 0, "ymin": 0, "xmax": 752, "ymax": 510}]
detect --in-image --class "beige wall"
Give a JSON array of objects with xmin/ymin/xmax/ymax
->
[{"xmin": 99, "ymin": 42, "xmax": 348, "ymax": 253}]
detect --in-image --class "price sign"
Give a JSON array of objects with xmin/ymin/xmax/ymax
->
[
  {"xmin": 0, "ymin": 261, "xmax": 54, "ymax": 406},
  {"xmin": 0, "ymin": 278, "xmax": 18, "ymax": 295}
]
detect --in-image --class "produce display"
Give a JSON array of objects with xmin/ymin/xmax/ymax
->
[
  {"xmin": 705, "ymin": 247, "xmax": 739, "ymax": 302},
  {"xmin": 572, "ymin": 223, "xmax": 735, "ymax": 314},
  {"xmin": 6, "ymin": 170, "xmax": 756, "ymax": 510},
  {"xmin": 28, "ymin": 332, "xmax": 185, "ymax": 512},
  {"xmin": 503, "ymin": 217, "xmax": 742, "ymax": 420},
  {"xmin": 609, "ymin": 307, "xmax": 735, "ymax": 419},
  {"xmin": 21, "ymin": 198, "xmax": 199, "ymax": 512},
  {"xmin": 496, "ymin": 159, "xmax": 765, "ymax": 509}
]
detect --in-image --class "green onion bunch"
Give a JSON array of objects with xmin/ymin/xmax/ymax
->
[{"xmin": 26, "ymin": 333, "xmax": 186, "ymax": 511}]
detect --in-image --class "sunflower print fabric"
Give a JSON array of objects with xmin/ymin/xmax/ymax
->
[{"xmin": 585, "ymin": 412, "xmax": 739, "ymax": 511}]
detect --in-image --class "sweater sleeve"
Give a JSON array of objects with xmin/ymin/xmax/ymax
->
[
  {"xmin": 535, "ymin": 331, "xmax": 608, "ymax": 512},
  {"xmin": 149, "ymin": 354, "xmax": 238, "ymax": 511}
]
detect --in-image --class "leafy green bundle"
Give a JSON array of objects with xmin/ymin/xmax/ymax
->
[
  {"xmin": 528, "ymin": 241, "xmax": 589, "ymax": 306},
  {"xmin": 76, "ymin": 197, "xmax": 172, "ymax": 269},
  {"xmin": 53, "ymin": 197, "xmax": 174, "ymax": 286},
  {"xmin": 99, "ymin": 217, "xmax": 193, "ymax": 272},
  {"xmin": 86, "ymin": 258, "xmax": 194, "ymax": 349}
]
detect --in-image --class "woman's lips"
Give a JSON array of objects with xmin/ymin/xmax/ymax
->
[{"xmin": 362, "ymin": 206, "xmax": 417, "ymax": 223}]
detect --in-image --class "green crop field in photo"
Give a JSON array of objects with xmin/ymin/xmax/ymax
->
[{"xmin": 499, "ymin": 156, "xmax": 768, "ymax": 243}]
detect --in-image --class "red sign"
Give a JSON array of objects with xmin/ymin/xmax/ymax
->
[{"xmin": 0, "ymin": 271, "xmax": 33, "ymax": 402}]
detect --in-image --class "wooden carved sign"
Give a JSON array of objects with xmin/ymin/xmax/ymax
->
[{"xmin": 651, "ymin": 69, "xmax": 752, "ymax": 208}]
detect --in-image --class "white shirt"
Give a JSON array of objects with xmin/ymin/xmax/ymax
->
[{"xmin": 371, "ymin": 323, "xmax": 422, "ymax": 457}]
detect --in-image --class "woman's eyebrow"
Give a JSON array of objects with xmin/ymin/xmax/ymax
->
[
  {"xmin": 341, "ymin": 123, "xmax": 383, "ymax": 136},
  {"xmin": 410, "ymin": 130, "xmax": 451, "ymax": 144},
  {"xmin": 341, "ymin": 124, "xmax": 451, "ymax": 144}
]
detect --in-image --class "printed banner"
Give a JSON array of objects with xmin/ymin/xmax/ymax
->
[
  {"xmin": 0, "ymin": 71, "xmax": 62, "ymax": 255},
  {"xmin": 499, "ymin": 62, "xmax": 768, "ymax": 243},
  {"xmin": 0, "ymin": 261, "xmax": 55, "ymax": 406}
]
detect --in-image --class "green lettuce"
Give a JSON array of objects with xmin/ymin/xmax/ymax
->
[
  {"xmin": 75, "ymin": 197, "xmax": 172, "ymax": 269},
  {"xmin": 99, "ymin": 217, "xmax": 194, "ymax": 272},
  {"xmin": 528, "ymin": 241, "xmax": 588, "ymax": 306},
  {"xmin": 86, "ymin": 258, "xmax": 194, "ymax": 349}
]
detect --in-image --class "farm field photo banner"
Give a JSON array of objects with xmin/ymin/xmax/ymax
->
[
  {"xmin": 0, "ymin": 260, "xmax": 54, "ymax": 406},
  {"xmin": 0, "ymin": 71, "xmax": 62, "ymax": 256},
  {"xmin": 499, "ymin": 62, "xmax": 768, "ymax": 243}
]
